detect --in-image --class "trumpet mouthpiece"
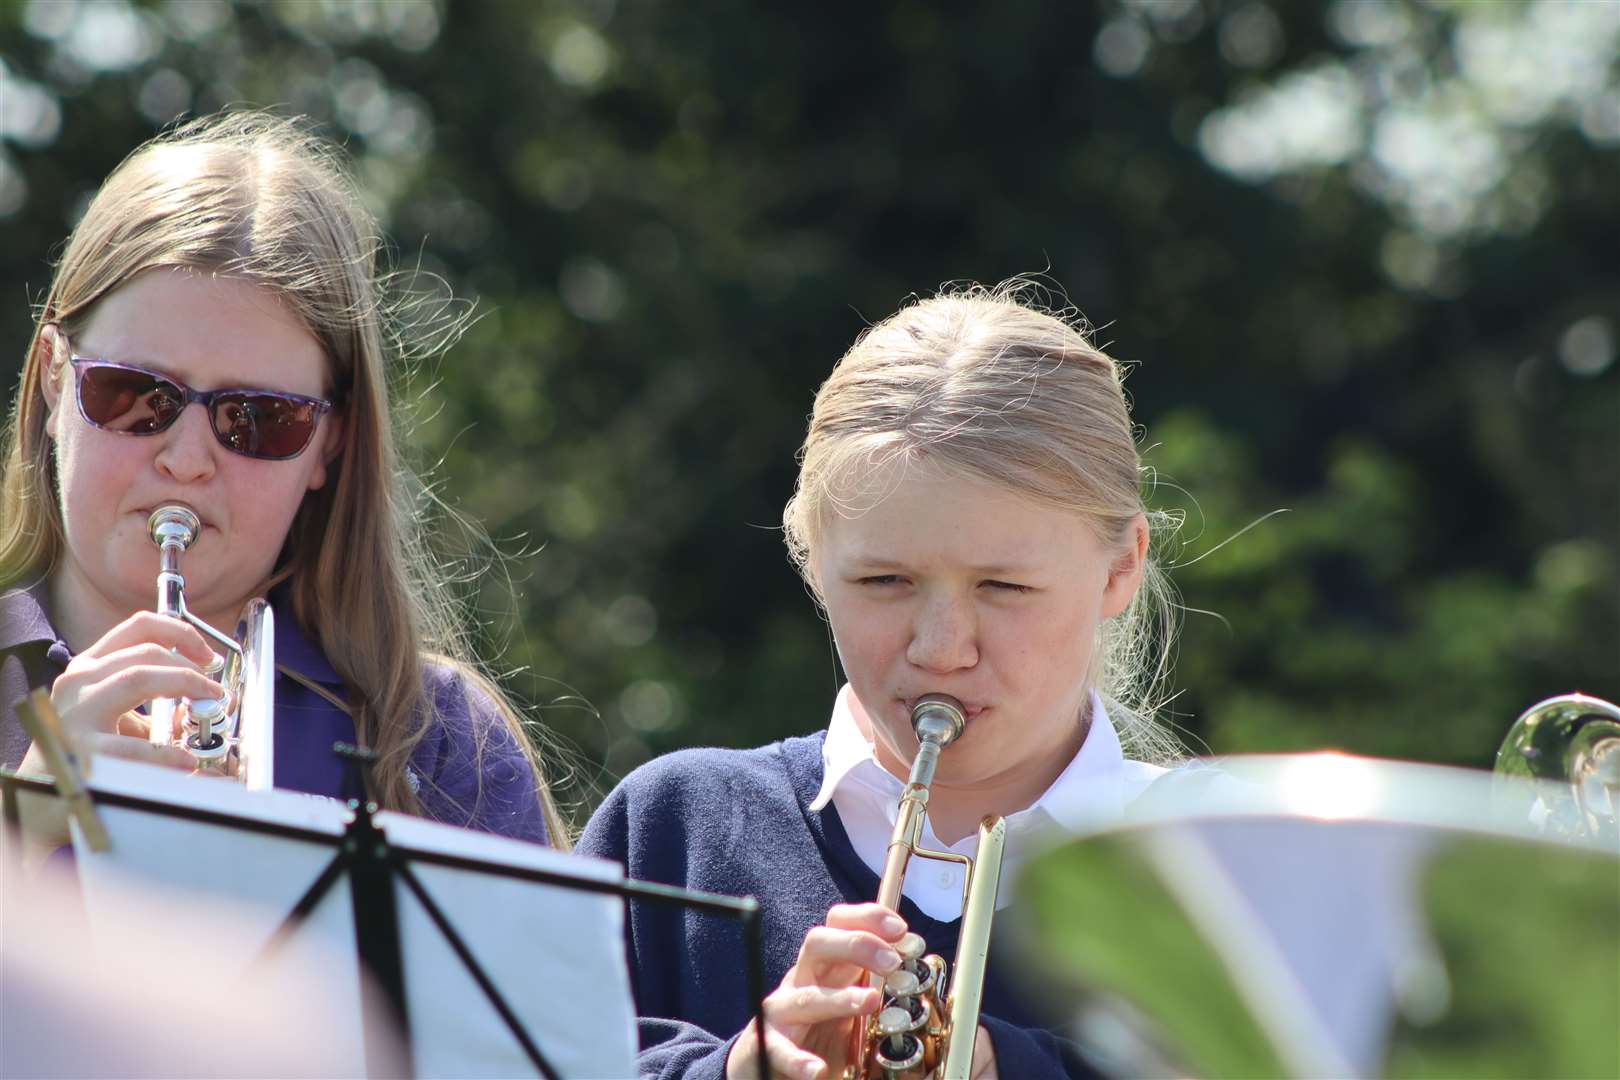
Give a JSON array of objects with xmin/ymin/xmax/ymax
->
[
  {"xmin": 912, "ymin": 693, "xmax": 966, "ymax": 748},
  {"xmin": 148, "ymin": 505, "xmax": 201, "ymax": 548}
]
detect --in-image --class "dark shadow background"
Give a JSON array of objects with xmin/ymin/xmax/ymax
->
[{"xmin": 2, "ymin": 0, "xmax": 1615, "ymax": 820}]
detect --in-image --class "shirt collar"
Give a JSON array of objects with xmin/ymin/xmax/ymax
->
[
  {"xmin": 809, "ymin": 684, "xmax": 873, "ymax": 811},
  {"xmin": 269, "ymin": 586, "xmax": 343, "ymax": 685},
  {"xmin": 809, "ymin": 684, "xmax": 1132, "ymax": 828},
  {"xmin": 0, "ymin": 581, "xmax": 61, "ymax": 654}
]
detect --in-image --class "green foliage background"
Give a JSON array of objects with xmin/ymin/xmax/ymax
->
[{"xmin": 2, "ymin": 0, "xmax": 1615, "ymax": 822}]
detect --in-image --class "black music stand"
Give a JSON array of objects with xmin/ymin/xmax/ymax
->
[{"xmin": 1, "ymin": 744, "xmax": 770, "ymax": 1080}]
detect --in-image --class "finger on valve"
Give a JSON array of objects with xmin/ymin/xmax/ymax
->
[
  {"xmin": 80, "ymin": 610, "xmax": 220, "ymax": 669},
  {"xmin": 797, "ymin": 926, "xmax": 902, "ymax": 984},
  {"xmin": 53, "ymin": 658, "xmax": 224, "ymax": 741}
]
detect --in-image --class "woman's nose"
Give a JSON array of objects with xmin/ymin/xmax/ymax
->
[
  {"xmin": 151, "ymin": 404, "xmax": 218, "ymax": 484},
  {"xmin": 906, "ymin": 593, "xmax": 979, "ymax": 674}
]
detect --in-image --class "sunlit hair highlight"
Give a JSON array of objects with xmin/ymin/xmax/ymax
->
[
  {"xmin": 0, "ymin": 111, "xmax": 567, "ymax": 841},
  {"xmin": 783, "ymin": 280, "xmax": 1183, "ymax": 764}
]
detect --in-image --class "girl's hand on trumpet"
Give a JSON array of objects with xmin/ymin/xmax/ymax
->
[
  {"xmin": 19, "ymin": 611, "xmax": 224, "ymax": 778},
  {"xmin": 723, "ymin": 903, "xmax": 1000, "ymax": 1080},
  {"xmin": 725, "ymin": 903, "xmax": 905, "ymax": 1080},
  {"xmin": 13, "ymin": 611, "xmax": 220, "ymax": 851}
]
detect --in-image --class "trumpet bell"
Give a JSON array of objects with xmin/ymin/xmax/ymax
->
[{"xmin": 230, "ymin": 599, "xmax": 276, "ymax": 791}]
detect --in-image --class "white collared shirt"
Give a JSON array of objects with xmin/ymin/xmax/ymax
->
[{"xmin": 809, "ymin": 684, "xmax": 1166, "ymax": 921}]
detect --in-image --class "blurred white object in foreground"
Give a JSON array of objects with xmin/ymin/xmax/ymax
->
[
  {"xmin": 1, "ymin": 858, "xmax": 398, "ymax": 1078},
  {"xmin": 1010, "ymin": 753, "xmax": 1620, "ymax": 1079}
]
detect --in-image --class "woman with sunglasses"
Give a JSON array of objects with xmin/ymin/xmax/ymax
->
[
  {"xmin": 579, "ymin": 283, "xmax": 1187, "ymax": 1079},
  {"xmin": 0, "ymin": 111, "xmax": 565, "ymax": 845}
]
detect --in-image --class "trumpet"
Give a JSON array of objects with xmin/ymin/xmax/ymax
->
[
  {"xmin": 145, "ymin": 505, "xmax": 277, "ymax": 791},
  {"xmin": 845, "ymin": 694, "xmax": 1008, "ymax": 1080}
]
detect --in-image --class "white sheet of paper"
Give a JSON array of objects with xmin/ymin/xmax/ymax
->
[
  {"xmin": 67, "ymin": 758, "xmax": 637, "ymax": 1079},
  {"xmin": 377, "ymin": 811, "xmax": 638, "ymax": 1079},
  {"xmin": 67, "ymin": 759, "xmax": 367, "ymax": 1075}
]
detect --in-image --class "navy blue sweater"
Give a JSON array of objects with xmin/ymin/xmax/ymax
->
[{"xmin": 576, "ymin": 732, "xmax": 1101, "ymax": 1080}]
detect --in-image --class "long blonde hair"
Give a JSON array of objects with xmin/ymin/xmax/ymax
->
[
  {"xmin": 0, "ymin": 111, "xmax": 568, "ymax": 841},
  {"xmin": 784, "ymin": 281, "xmax": 1183, "ymax": 763}
]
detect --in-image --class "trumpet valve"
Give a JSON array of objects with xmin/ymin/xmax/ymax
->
[
  {"xmin": 182, "ymin": 696, "xmax": 230, "ymax": 761},
  {"xmin": 883, "ymin": 969, "xmax": 921, "ymax": 999},
  {"xmin": 873, "ymin": 1003, "xmax": 927, "ymax": 1075},
  {"xmin": 894, "ymin": 932, "xmax": 926, "ymax": 963}
]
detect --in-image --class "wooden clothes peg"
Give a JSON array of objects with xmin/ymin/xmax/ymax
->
[{"xmin": 14, "ymin": 688, "xmax": 110, "ymax": 852}]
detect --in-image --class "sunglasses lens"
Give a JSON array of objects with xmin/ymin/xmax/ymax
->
[
  {"xmin": 78, "ymin": 365, "xmax": 183, "ymax": 433},
  {"xmin": 210, "ymin": 394, "xmax": 321, "ymax": 460},
  {"xmin": 76, "ymin": 362, "xmax": 323, "ymax": 460}
]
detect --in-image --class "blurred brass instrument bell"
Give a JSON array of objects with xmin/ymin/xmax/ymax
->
[
  {"xmin": 845, "ymin": 694, "xmax": 1007, "ymax": 1080},
  {"xmin": 1494, "ymin": 691, "xmax": 1620, "ymax": 845},
  {"xmin": 1001, "ymin": 691, "xmax": 1620, "ymax": 1080},
  {"xmin": 145, "ymin": 505, "xmax": 276, "ymax": 790}
]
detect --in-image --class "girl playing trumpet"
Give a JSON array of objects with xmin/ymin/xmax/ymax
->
[
  {"xmin": 0, "ymin": 111, "xmax": 564, "ymax": 845},
  {"xmin": 579, "ymin": 282, "xmax": 1185, "ymax": 1078}
]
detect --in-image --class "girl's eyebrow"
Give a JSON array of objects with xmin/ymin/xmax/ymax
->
[
  {"xmin": 844, "ymin": 554, "xmax": 1036, "ymax": 576},
  {"xmin": 70, "ymin": 344, "xmax": 312, "ymax": 397},
  {"xmin": 70, "ymin": 340, "xmax": 182, "ymax": 380}
]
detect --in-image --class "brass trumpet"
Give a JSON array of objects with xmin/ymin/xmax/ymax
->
[
  {"xmin": 845, "ymin": 694, "xmax": 1008, "ymax": 1080},
  {"xmin": 145, "ymin": 505, "xmax": 276, "ymax": 791}
]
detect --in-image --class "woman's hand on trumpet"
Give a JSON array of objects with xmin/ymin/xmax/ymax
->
[
  {"xmin": 20, "ymin": 611, "xmax": 224, "ymax": 776},
  {"xmin": 14, "ymin": 612, "xmax": 223, "ymax": 851}
]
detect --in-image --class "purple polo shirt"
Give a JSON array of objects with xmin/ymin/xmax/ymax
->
[{"xmin": 0, "ymin": 584, "xmax": 547, "ymax": 844}]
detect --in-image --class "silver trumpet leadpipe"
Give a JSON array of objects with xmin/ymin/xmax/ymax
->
[
  {"xmin": 145, "ymin": 505, "xmax": 276, "ymax": 789},
  {"xmin": 148, "ymin": 505, "xmax": 205, "ymax": 749}
]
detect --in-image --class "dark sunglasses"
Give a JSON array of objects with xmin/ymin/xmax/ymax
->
[{"xmin": 65, "ymin": 351, "xmax": 335, "ymax": 462}]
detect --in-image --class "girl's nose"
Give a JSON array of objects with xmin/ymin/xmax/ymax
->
[
  {"xmin": 906, "ymin": 592, "xmax": 979, "ymax": 674},
  {"xmin": 151, "ymin": 404, "xmax": 218, "ymax": 485}
]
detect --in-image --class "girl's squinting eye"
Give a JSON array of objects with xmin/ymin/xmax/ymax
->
[
  {"xmin": 983, "ymin": 580, "xmax": 1034, "ymax": 594},
  {"xmin": 856, "ymin": 575, "xmax": 903, "ymax": 587}
]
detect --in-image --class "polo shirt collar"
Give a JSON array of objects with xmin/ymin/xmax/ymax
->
[{"xmin": 0, "ymin": 581, "xmax": 62, "ymax": 654}]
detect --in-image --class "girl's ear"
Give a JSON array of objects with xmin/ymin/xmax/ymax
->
[
  {"xmin": 37, "ymin": 325, "xmax": 66, "ymax": 438},
  {"xmin": 304, "ymin": 407, "xmax": 345, "ymax": 492},
  {"xmin": 1099, "ymin": 513, "xmax": 1149, "ymax": 619}
]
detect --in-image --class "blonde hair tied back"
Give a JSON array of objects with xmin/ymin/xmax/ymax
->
[{"xmin": 783, "ymin": 280, "xmax": 1184, "ymax": 765}]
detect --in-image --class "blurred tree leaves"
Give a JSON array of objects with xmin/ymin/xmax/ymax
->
[{"xmin": 2, "ymin": 0, "xmax": 1614, "ymax": 820}]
